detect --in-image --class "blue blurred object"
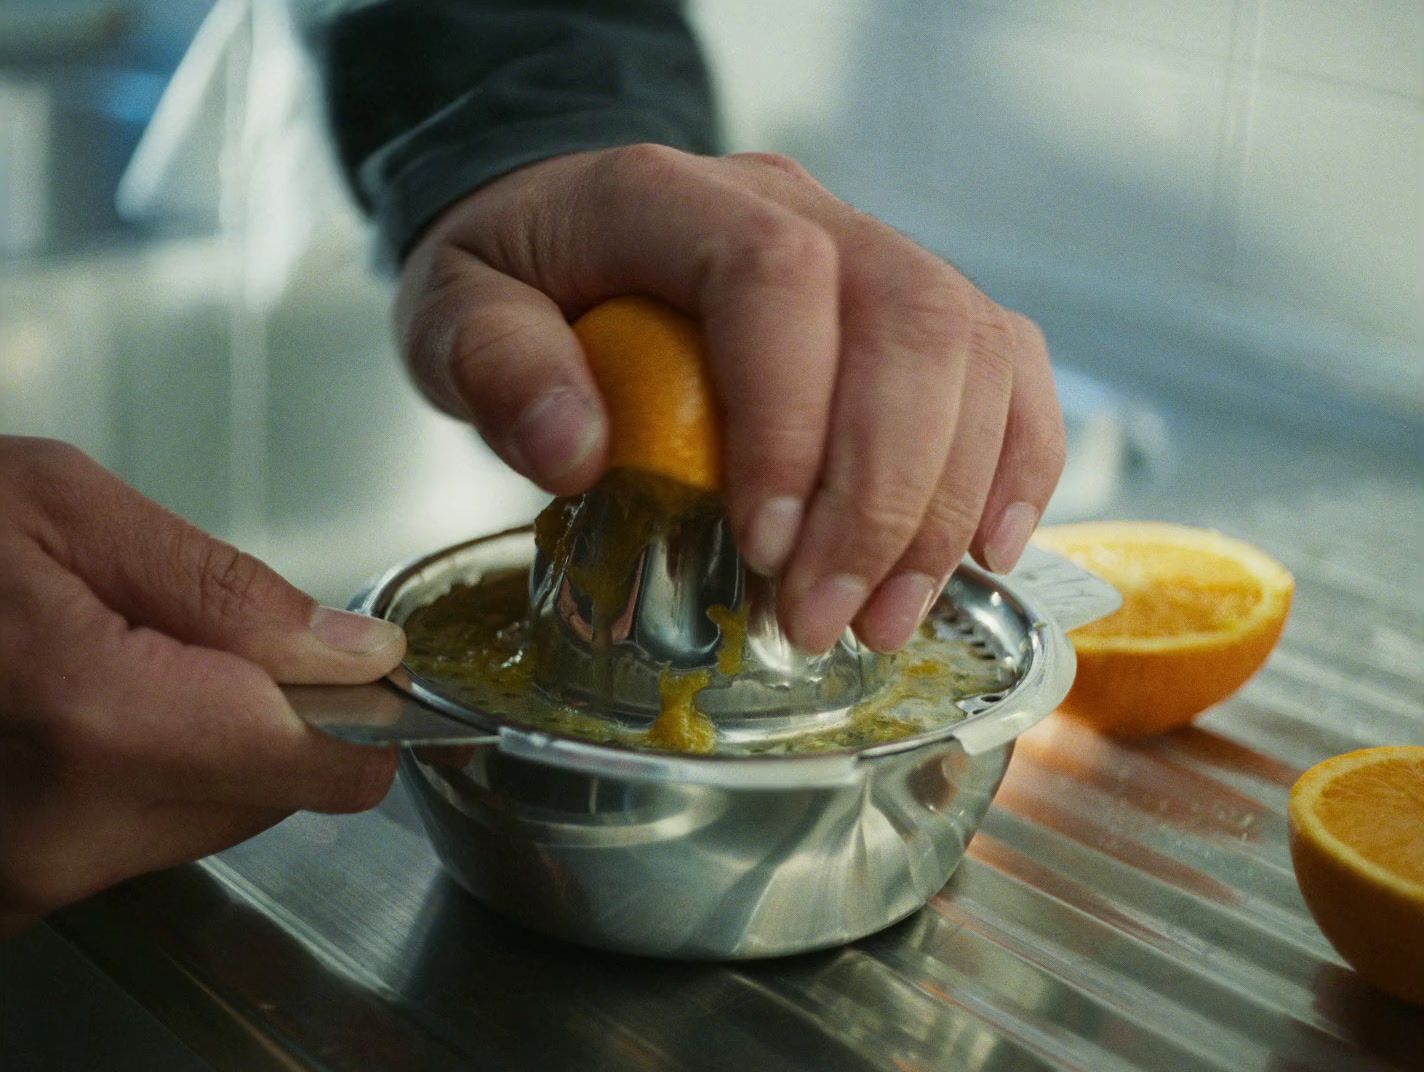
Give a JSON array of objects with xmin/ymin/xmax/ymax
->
[
  {"xmin": 0, "ymin": 0, "xmax": 215, "ymax": 256},
  {"xmin": 1046, "ymin": 363, "xmax": 1170, "ymax": 521}
]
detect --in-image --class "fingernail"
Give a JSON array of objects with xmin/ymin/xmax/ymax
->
[
  {"xmin": 741, "ymin": 496, "xmax": 803, "ymax": 575},
  {"xmin": 985, "ymin": 501, "xmax": 1039, "ymax": 574},
  {"xmin": 790, "ymin": 573, "xmax": 871, "ymax": 653},
  {"xmin": 507, "ymin": 388, "xmax": 602, "ymax": 482},
  {"xmin": 310, "ymin": 606, "xmax": 403, "ymax": 655},
  {"xmin": 864, "ymin": 571, "xmax": 941, "ymax": 651}
]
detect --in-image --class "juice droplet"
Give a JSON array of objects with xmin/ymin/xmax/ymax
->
[
  {"xmin": 645, "ymin": 669, "xmax": 715, "ymax": 754},
  {"xmin": 706, "ymin": 602, "xmax": 749, "ymax": 677}
]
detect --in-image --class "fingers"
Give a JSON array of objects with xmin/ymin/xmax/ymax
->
[
  {"xmin": 853, "ymin": 300, "xmax": 1017, "ymax": 650},
  {"xmin": 970, "ymin": 315, "xmax": 1067, "ymax": 573},
  {"xmin": 15, "ymin": 439, "xmax": 403, "ymax": 684},
  {"xmin": 712, "ymin": 160, "xmax": 1058, "ymax": 649},
  {"xmin": 1, "ymin": 797, "xmax": 290, "ymax": 921},
  {"xmin": 397, "ymin": 251, "xmax": 608, "ymax": 494},
  {"xmin": 135, "ymin": 802, "xmax": 292, "ymax": 872},
  {"xmin": 404, "ymin": 146, "xmax": 1066, "ymax": 653},
  {"xmin": 591, "ymin": 150, "xmax": 841, "ymax": 558},
  {"xmin": 778, "ymin": 282, "xmax": 1045, "ymax": 652},
  {"xmin": 103, "ymin": 630, "xmax": 400, "ymax": 814},
  {"xmin": 416, "ymin": 146, "xmax": 842, "ymax": 571},
  {"xmin": 81, "ymin": 803, "xmax": 293, "ymax": 910},
  {"xmin": 0, "ymin": 553, "xmax": 396, "ymax": 918},
  {"xmin": 20, "ymin": 561, "xmax": 401, "ymax": 815},
  {"xmin": 776, "ymin": 257, "xmax": 971, "ymax": 653},
  {"xmin": 695, "ymin": 204, "xmax": 840, "ymax": 574}
]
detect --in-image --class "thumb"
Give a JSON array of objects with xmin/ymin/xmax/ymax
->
[
  {"xmin": 398, "ymin": 249, "xmax": 608, "ymax": 495},
  {"xmin": 36, "ymin": 443, "xmax": 403, "ymax": 684}
]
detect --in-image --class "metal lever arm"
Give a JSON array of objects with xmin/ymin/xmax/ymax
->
[{"xmin": 282, "ymin": 668, "xmax": 496, "ymax": 747}]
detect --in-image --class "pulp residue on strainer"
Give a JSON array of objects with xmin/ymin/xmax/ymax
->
[{"xmin": 401, "ymin": 548, "xmax": 1015, "ymax": 758}]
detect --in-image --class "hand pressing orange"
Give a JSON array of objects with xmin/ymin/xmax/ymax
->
[{"xmin": 397, "ymin": 146, "xmax": 1065, "ymax": 655}]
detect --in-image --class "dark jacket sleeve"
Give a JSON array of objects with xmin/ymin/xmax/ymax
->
[{"xmin": 302, "ymin": 0, "xmax": 720, "ymax": 266}]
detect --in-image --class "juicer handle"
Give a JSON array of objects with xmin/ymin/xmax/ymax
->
[
  {"xmin": 282, "ymin": 669, "xmax": 500, "ymax": 747},
  {"xmin": 1008, "ymin": 543, "xmax": 1121, "ymax": 632}
]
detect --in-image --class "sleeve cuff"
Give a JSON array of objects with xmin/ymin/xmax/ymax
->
[{"xmin": 364, "ymin": 107, "xmax": 709, "ymax": 270}]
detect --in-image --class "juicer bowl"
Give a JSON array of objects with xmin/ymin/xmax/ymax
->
[
  {"xmin": 338, "ymin": 526, "xmax": 1120, "ymax": 959},
  {"xmin": 400, "ymin": 716, "xmax": 1012, "ymax": 958}
]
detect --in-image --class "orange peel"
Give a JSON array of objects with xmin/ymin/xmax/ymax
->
[
  {"xmin": 1289, "ymin": 746, "xmax": 1424, "ymax": 1005},
  {"xmin": 573, "ymin": 296, "xmax": 721, "ymax": 492}
]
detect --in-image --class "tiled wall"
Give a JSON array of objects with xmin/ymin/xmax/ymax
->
[{"xmin": 690, "ymin": 0, "xmax": 1423, "ymax": 413}]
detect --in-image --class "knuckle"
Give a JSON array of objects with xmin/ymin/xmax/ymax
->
[
  {"xmin": 399, "ymin": 299, "xmax": 450, "ymax": 394},
  {"xmin": 1009, "ymin": 311, "xmax": 1049, "ymax": 359},
  {"xmin": 475, "ymin": 174, "xmax": 571, "ymax": 282},
  {"xmin": 598, "ymin": 142, "xmax": 694, "ymax": 189},
  {"xmin": 708, "ymin": 214, "xmax": 837, "ymax": 293},
  {"xmin": 846, "ymin": 489, "xmax": 925, "ymax": 565},
  {"xmin": 7, "ymin": 439, "xmax": 100, "ymax": 523},
  {"xmin": 1022, "ymin": 409, "xmax": 1069, "ymax": 481},
  {"xmin": 447, "ymin": 308, "xmax": 544, "ymax": 386},
  {"xmin": 1048, "ymin": 424, "xmax": 1068, "ymax": 474},
  {"xmin": 419, "ymin": 243, "xmax": 471, "ymax": 304},
  {"xmin": 18, "ymin": 436, "xmax": 90, "ymax": 475},
  {"xmin": 194, "ymin": 541, "xmax": 266, "ymax": 626},
  {"xmin": 399, "ymin": 292, "xmax": 466, "ymax": 403},
  {"xmin": 733, "ymin": 151, "xmax": 821, "ymax": 187},
  {"xmin": 849, "ymin": 265, "xmax": 974, "ymax": 361},
  {"xmin": 901, "ymin": 288, "xmax": 972, "ymax": 361},
  {"xmin": 966, "ymin": 333, "xmax": 1016, "ymax": 398},
  {"xmin": 916, "ymin": 495, "xmax": 983, "ymax": 566},
  {"xmin": 730, "ymin": 417, "xmax": 820, "ymax": 473},
  {"xmin": 971, "ymin": 307, "xmax": 1019, "ymax": 373}
]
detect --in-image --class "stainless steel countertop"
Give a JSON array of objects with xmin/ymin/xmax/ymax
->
[{"xmin": 42, "ymin": 392, "xmax": 1424, "ymax": 1070}]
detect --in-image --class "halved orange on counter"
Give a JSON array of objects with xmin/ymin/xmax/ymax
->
[
  {"xmin": 1289, "ymin": 746, "xmax": 1424, "ymax": 1005},
  {"xmin": 1034, "ymin": 522, "xmax": 1294, "ymax": 736}
]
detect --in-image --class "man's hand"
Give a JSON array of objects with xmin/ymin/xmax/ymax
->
[
  {"xmin": 397, "ymin": 146, "xmax": 1065, "ymax": 654},
  {"xmin": 0, "ymin": 438, "xmax": 403, "ymax": 934}
]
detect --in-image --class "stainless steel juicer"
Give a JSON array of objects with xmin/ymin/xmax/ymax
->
[{"xmin": 284, "ymin": 505, "xmax": 1119, "ymax": 959}]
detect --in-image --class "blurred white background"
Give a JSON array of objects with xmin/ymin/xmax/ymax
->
[
  {"xmin": 1, "ymin": 0, "xmax": 1419, "ymax": 605},
  {"xmin": 690, "ymin": 0, "xmax": 1422, "ymax": 411}
]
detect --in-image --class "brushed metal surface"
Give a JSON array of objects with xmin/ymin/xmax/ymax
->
[
  {"xmin": 529, "ymin": 483, "xmax": 891, "ymax": 721},
  {"xmin": 48, "ymin": 467, "xmax": 1424, "ymax": 1069},
  {"xmin": 402, "ymin": 740, "xmax": 1008, "ymax": 959},
  {"xmin": 281, "ymin": 669, "xmax": 500, "ymax": 746}
]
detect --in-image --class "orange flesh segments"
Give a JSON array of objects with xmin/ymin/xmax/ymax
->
[{"xmin": 1297, "ymin": 749, "xmax": 1424, "ymax": 890}]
